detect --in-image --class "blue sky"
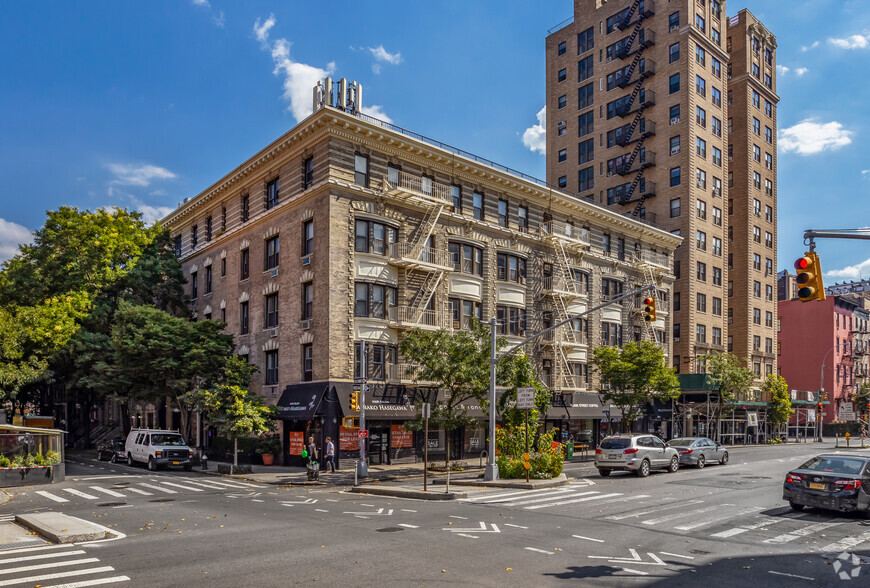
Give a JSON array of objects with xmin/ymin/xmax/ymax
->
[{"xmin": 1, "ymin": 0, "xmax": 869, "ymax": 281}]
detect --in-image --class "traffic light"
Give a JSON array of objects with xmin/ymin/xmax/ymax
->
[
  {"xmin": 794, "ymin": 252, "xmax": 826, "ymax": 302},
  {"xmin": 643, "ymin": 296, "xmax": 656, "ymax": 322},
  {"xmin": 817, "ymin": 401, "xmax": 824, "ymax": 413},
  {"xmin": 349, "ymin": 391, "xmax": 360, "ymax": 412}
]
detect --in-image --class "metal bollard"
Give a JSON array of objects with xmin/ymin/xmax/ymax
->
[{"xmin": 201, "ymin": 453, "xmax": 208, "ymax": 470}]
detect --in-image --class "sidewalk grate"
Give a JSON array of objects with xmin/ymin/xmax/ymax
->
[{"xmin": 0, "ymin": 540, "xmax": 47, "ymax": 551}]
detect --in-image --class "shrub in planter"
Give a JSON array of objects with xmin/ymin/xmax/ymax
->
[
  {"xmin": 0, "ymin": 456, "xmax": 10, "ymax": 468},
  {"xmin": 45, "ymin": 451, "xmax": 61, "ymax": 465},
  {"xmin": 218, "ymin": 464, "xmax": 253, "ymax": 475}
]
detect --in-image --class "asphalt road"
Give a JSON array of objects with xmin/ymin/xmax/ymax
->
[{"xmin": 1, "ymin": 443, "xmax": 869, "ymax": 587}]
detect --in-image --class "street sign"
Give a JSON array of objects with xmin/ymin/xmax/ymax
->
[
  {"xmin": 358, "ymin": 430, "xmax": 369, "ymax": 438},
  {"xmin": 747, "ymin": 412, "xmax": 759, "ymax": 427},
  {"xmin": 808, "ymin": 409, "xmax": 816, "ymax": 423},
  {"xmin": 351, "ymin": 384, "xmax": 369, "ymax": 393},
  {"xmin": 422, "ymin": 403, "xmax": 431, "ymax": 419},
  {"xmin": 354, "ymin": 377, "xmax": 367, "ymax": 384},
  {"xmin": 839, "ymin": 408, "xmax": 857, "ymax": 422},
  {"xmin": 516, "ymin": 387, "xmax": 535, "ymax": 409},
  {"xmin": 842, "ymin": 402, "xmax": 854, "ymax": 412}
]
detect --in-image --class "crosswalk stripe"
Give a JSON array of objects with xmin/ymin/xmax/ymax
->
[
  {"xmin": 89, "ymin": 486, "xmax": 126, "ymax": 498},
  {"xmin": 220, "ymin": 480, "xmax": 266, "ymax": 488},
  {"xmin": 501, "ymin": 491, "xmax": 598, "ymax": 507},
  {"xmin": 35, "ymin": 491, "xmax": 69, "ymax": 503},
  {"xmin": 606, "ymin": 499, "xmax": 702, "ymax": 521},
  {"xmin": 642, "ymin": 504, "xmax": 729, "ymax": 525},
  {"xmin": 41, "ymin": 576, "xmax": 132, "ymax": 588},
  {"xmin": 138, "ymin": 483, "xmax": 177, "ymax": 494},
  {"xmin": 123, "ymin": 488, "xmax": 152, "ymax": 496},
  {"xmin": 62, "ymin": 489, "xmax": 99, "ymax": 500},
  {"xmin": 179, "ymin": 478, "xmax": 250, "ymax": 489},
  {"xmin": 526, "ymin": 492, "xmax": 625, "ymax": 510},
  {"xmin": 674, "ymin": 506, "xmax": 764, "ymax": 531},
  {"xmin": 156, "ymin": 481, "xmax": 203, "ymax": 492},
  {"xmin": 710, "ymin": 517, "xmax": 789, "ymax": 538},
  {"xmin": 0, "ymin": 550, "xmax": 87, "ymax": 566},
  {"xmin": 820, "ymin": 530, "xmax": 870, "ymax": 553},
  {"xmin": 0, "ymin": 557, "xmax": 101, "ymax": 576},
  {"xmin": 173, "ymin": 480, "xmax": 230, "ymax": 490},
  {"xmin": 465, "ymin": 487, "xmax": 572, "ymax": 502},
  {"xmin": 763, "ymin": 521, "xmax": 843, "ymax": 544},
  {"xmin": 0, "ymin": 545, "xmax": 75, "ymax": 556},
  {"xmin": 0, "ymin": 565, "xmax": 116, "ymax": 587}
]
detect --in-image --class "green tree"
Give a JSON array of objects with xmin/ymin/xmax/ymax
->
[
  {"xmin": 591, "ymin": 341, "xmax": 679, "ymax": 432},
  {"xmin": 183, "ymin": 385, "xmax": 276, "ymax": 467},
  {"xmin": 706, "ymin": 353, "xmax": 754, "ymax": 441},
  {"xmin": 399, "ymin": 320, "xmax": 522, "ymax": 470},
  {"xmin": 763, "ymin": 374, "xmax": 793, "ymax": 435}
]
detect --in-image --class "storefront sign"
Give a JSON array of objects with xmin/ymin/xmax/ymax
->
[
  {"xmin": 339, "ymin": 426, "xmax": 358, "ymax": 450},
  {"xmin": 391, "ymin": 425, "xmax": 413, "ymax": 448},
  {"xmin": 747, "ymin": 412, "xmax": 759, "ymax": 427},
  {"xmin": 287, "ymin": 432, "xmax": 305, "ymax": 455}
]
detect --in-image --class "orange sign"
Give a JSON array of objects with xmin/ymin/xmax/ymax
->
[
  {"xmin": 391, "ymin": 425, "xmax": 413, "ymax": 448},
  {"xmin": 340, "ymin": 426, "xmax": 358, "ymax": 450},
  {"xmin": 287, "ymin": 432, "xmax": 305, "ymax": 455}
]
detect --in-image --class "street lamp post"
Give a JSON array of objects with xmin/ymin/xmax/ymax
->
[
  {"xmin": 484, "ymin": 317, "xmax": 499, "ymax": 481},
  {"xmin": 819, "ymin": 346, "xmax": 835, "ymax": 443}
]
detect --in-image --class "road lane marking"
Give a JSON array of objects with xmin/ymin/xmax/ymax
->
[
  {"xmin": 642, "ymin": 504, "xmax": 729, "ymax": 525},
  {"xmin": 62, "ymin": 489, "xmax": 99, "ymax": 500},
  {"xmin": 505, "ymin": 524, "xmax": 529, "ymax": 529},
  {"xmin": 35, "ymin": 491, "xmax": 69, "ymax": 503},
  {"xmin": 464, "ymin": 487, "xmax": 569, "ymax": 502},
  {"xmin": 156, "ymin": 481, "xmax": 203, "ymax": 492},
  {"xmin": 138, "ymin": 483, "xmax": 177, "ymax": 494},
  {"xmin": 41, "ymin": 575, "xmax": 132, "ymax": 587},
  {"xmin": 673, "ymin": 506, "xmax": 763, "ymax": 531},
  {"xmin": 251, "ymin": 499, "xmax": 264, "ymax": 503},
  {"xmin": 526, "ymin": 493, "xmax": 624, "ymax": 510},
  {"xmin": 456, "ymin": 534, "xmax": 478, "ymax": 539},
  {"xmin": 619, "ymin": 568, "xmax": 648, "ymax": 576},
  {"xmin": 711, "ymin": 517, "xmax": 789, "ymax": 538},
  {"xmin": 0, "ymin": 550, "xmax": 86, "ymax": 566},
  {"xmin": 820, "ymin": 530, "xmax": 870, "ymax": 553},
  {"xmin": 0, "ymin": 545, "xmax": 75, "ymax": 556},
  {"xmin": 572, "ymin": 535, "xmax": 604, "ymax": 543},
  {"xmin": 504, "ymin": 491, "xmax": 598, "ymax": 507},
  {"xmin": 605, "ymin": 499, "xmax": 702, "ymax": 520},
  {"xmin": 315, "ymin": 509, "xmax": 328, "ymax": 512},
  {"xmin": 123, "ymin": 488, "xmax": 152, "ymax": 496},
  {"xmin": 449, "ymin": 515, "xmax": 468, "ymax": 519},
  {"xmin": 0, "ymin": 558, "xmax": 101, "ymax": 576},
  {"xmin": 0, "ymin": 566, "xmax": 117, "ymax": 587},
  {"xmin": 660, "ymin": 552, "xmax": 694, "ymax": 560},
  {"xmin": 398, "ymin": 524, "xmax": 418, "ymax": 529},
  {"xmin": 769, "ymin": 571, "xmax": 814, "ymax": 581},
  {"xmin": 524, "ymin": 547, "xmax": 553, "ymax": 555},
  {"xmin": 763, "ymin": 521, "xmax": 842, "ymax": 544},
  {"xmin": 400, "ymin": 509, "xmax": 416, "ymax": 512},
  {"xmin": 177, "ymin": 480, "xmax": 232, "ymax": 490},
  {"xmin": 89, "ymin": 486, "xmax": 126, "ymax": 498}
]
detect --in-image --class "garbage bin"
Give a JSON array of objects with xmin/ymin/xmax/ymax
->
[
  {"xmin": 565, "ymin": 441, "xmax": 575, "ymax": 461},
  {"xmin": 306, "ymin": 461, "xmax": 319, "ymax": 481}
]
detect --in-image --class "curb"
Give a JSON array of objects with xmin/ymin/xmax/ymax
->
[
  {"xmin": 0, "ymin": 489, "xmax": 10, "ymax": 506},
  {"xmin": 16, "ymin": 513, "xmax": 108, "ymax": 544},
  {"xmin": 348, "ymin": 485, "xmax": 466, "ymax": 500}
]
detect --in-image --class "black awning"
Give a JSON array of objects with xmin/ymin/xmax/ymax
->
[{"xmin": 277, "ymin": 382, "xmax": 329, "ymax": 420}]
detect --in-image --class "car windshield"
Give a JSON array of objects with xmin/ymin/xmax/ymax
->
[
  {"xmin": 667, "ymin": 439, "xmax": 694, "ymax": 447},
  {"xmin": 600, "ymin": 438, "xmax": 631, "ymax": 450},
  {"xmin": 113, "ymin": 441, "xmax": 125, "ymax": 449},
  {"xmin": 799, "ymin": 456, "xmax": 867, "ymax": 475},
  {"xmin": 150, "ymin": 434, "xmax": 187, "ymax": 446}
]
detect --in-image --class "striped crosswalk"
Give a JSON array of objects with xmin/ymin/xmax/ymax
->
[
  {"xmin": 0, "ymin": 544, "xmax": 130, "ymax": 587},
  {"xmin": 29, "ymin": 477, "xmax": 267, "ymax": 504}
]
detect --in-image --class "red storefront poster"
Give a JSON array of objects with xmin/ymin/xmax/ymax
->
[
  {"xmin": 391, "ymin": 425, "xmax": 413, "ymax": 448},
  {"xmin": 340, "ymin": 426, "xmax": 359, "ymax": 450},
  {"xmin": 287, "ymin": 432, "xmax": 305, "ymax": 455}
]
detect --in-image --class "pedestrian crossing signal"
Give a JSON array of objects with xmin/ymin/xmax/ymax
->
[{"xmin": 643, "ymin": 296, "xmax": 656, "ymax": 322}]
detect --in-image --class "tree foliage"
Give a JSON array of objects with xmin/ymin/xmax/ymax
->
[
  {"xmin": 706, "ymin": 352, "xmax": 755, "ymax": 440},
  {"xmin": 763, "ymin": 374, "xmax": 793, "ymax": 429},
  {"xmin": 591, "ymin": 341, "xmax": 679, "ymax": 430}
]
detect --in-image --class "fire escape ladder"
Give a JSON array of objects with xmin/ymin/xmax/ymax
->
[
  {"xmin": 623, "ymin": 19, "xmax": 645, "ymax": 54},
  {"xmin": 622, "ymin": 136, "xmax": 647, "ymax": 175},
  {"xmin": 410, "ymin": 204, "xmax": 446, "ymax": 261},
  {"xmin": 412, "ymin": 270, "xmax": 446, "ymax": 326},
  {"xmin": 555, "ymin": 240, "xmax": 578, "ymax": 296},
  {"xmin": 626, "ymin": 107, "xmax": 645, "ymax": 140},
  {"xmin": 619, "ymin": 0, "xmax": 643, "ymax": 29},
  {"xmin": 627, "ymin": 169, "xmax": 648, "ymax": 209},
  {"xmin": 622, "ymin": 50, "xmax": 645, "ymax": 86}
]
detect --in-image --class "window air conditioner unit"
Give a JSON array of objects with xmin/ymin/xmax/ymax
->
[
  {"xmin": 302, "ymin": 256, "xmax": 311, "ymax": 266},
  {"xmin": 452, "ymin": 321, "xmax": 461, "ymax": 330},
  {"xmin": 670, "ymin": 117, "xmax": 680, "ymax": 125},
  {"xmin": 269, "ymin": 328, "xmax": 278, "ymax": 338},
  {"xmin": 671, "ymin": 147, "xmax": 680, "ymax": 155},
  {"xmin": 271, "ymin": 269, "xmax": 278, "ymax": 277},
  {"xmin": 300, "ymin": 320, "xmax": 311, "ymax": 330}
]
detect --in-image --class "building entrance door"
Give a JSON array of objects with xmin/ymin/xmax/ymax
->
[{"xmin": 368, "ymin": 426, "xmax": 390, "ymax": 465}]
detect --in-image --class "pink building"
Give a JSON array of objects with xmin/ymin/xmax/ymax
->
[{"xmin": 778, "ymin": 296, "xmax": 863, "ymax": 424}]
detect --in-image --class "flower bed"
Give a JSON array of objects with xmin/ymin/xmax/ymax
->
[{"xmin": 0, "ymin": 464, "xmax": 65, "ymax": 487}]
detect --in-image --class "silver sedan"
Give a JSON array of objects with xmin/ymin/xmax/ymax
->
[{"xmin": 667, "ymin": 437, "xmax": 729, "ymax": 468}]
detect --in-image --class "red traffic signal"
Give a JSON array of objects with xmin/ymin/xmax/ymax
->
[
  {"xmin": 642, "ymin": 296, "xmax": 656, "ymax": 322},
  {"xmin": 794, "ymin": 252, "xmax": 826, "ymax": 302}
]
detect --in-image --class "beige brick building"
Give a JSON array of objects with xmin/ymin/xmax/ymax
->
[
  {"xmin": 161, "ymin": 97, "xmax": 680, "ymax": 462},
  {"xmin": 545, "ymin": 1, "xmax": 777, "ymax": 380}
]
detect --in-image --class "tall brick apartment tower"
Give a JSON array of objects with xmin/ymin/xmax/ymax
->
[{"xmin": 546, "ymin": 1, "xmax": 777, "ymax": 378}]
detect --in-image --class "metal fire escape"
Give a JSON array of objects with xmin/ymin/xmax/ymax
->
[
  {"xmin": 613, "ymin": 0, "xmax": 657, "ymax": 216},
  {"xmin": 383, "ymin": 170, "xmax": 454, "ymax": 329}
]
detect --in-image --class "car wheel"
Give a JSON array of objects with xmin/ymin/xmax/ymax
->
[
  {"xmin": 720, "ymin": 451, "xmax": 729, "ymax": 465},
  {"xmin": 668, "ymin": 456, "xmax": 679, "ymax": 473},
  {"xmin": 127, "ymin": 453, "xmax": 135, "ymax": 466},
  {"xmin": 147, "ymin": 457, "xmax": 157, "ymax": 472},
  {"xmin": 697, "ymin": 455, "xmax": 706, "ymax": 469},
  {"xmin": 110, "ymin": 454, "xmax": 117, "ymax": 464},
  {"xmin": 789, "ymin": 501, "xmax": 804, "ymax": 512},
  {"xmin": 599, "ymin": 469, "xmax": 611, "ymax": 477},
  {"xmin": 635, "ymin": 459, "xmax": 650, "ymax": 478}
]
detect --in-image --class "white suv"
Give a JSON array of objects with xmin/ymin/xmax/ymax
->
[
  {"xmin": 594, "ymin": 434, "xmax": 680, "ymax": 478},
  {"xmin": 125, "ymin": 429, "xmax": 193, "ymax": 471}
]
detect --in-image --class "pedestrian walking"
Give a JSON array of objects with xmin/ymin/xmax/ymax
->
[
  {"xmin": 325, "ymin": 437, "xmax": 336, "ymax": 472},
  {"xmin": 307, "ymin": 436, "xmax": 318, "ymax": 463}
]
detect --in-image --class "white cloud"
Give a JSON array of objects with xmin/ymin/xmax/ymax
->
[
  {"xmin": 368, "ymin": 45, "xmax": 401, "ymax": 65},
  {"xmin": 862, "ymin": 170, "xmax": 870, "ymax": 179},
  {"xmin": 521, "ymin": 107, "xmax": 546, "ymax": 155},
  {"xmin": 776, "ymin": 65, "xmax": 790, "ymax": 75},
  {"xmin": 192, "ymin": 0, "xmax": 209, "ymax": 6},
  {"xmin": 360, "ymin": 105, "xmax": 394, "ymax": 124},
  {"xmin": 270, "ymin": 39, "xmax": 334, "ymax": 122},
  {"xmin": 106, "ymin": 163, "xmax": 177, "ymax": 187},
  {"xmin": 794, "ymin": 67, "xmax": 809, "ymax": 77},
  {"xmin": 801, "ymin": 41, "xmax": 820, "ymax": 52},
  {"xmin": 135, "ymin": 203, "xmax": 175, "ymax": 225},
  {"xmin": 777, "ymin": 64, "xmax": 809, "ymax": 77},
  {"xmin": 253, "ymin": 14, "xmax": 275, "ymax": 46},
  {"xmin": 779, "ymin": 119, "xmax": 853, "ymax": 155},
  {"xmin": 829, "ymin": 33, "xmax": 870, "ymax": 49},
  {"xmin": 212, "ymin": 11, "xmax": 225, "ymax": 28},
  {"xmin": 826, "ymin": 258, "xmax": 870, "ymax": 280},
  {"xmin": 0, "ymin": 218, "xmax": 32, "ymax": 263}
]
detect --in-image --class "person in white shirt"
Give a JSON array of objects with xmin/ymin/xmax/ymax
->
[{"xmin": 325, "ymin": 437, "xmax": 336, "ymax": 472}]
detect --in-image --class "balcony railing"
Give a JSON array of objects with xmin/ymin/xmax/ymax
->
[
  {"xmin": 389, "ymin": 305, "xmax": 446, "ymax": 329},
  {"xmin": 540, "ymin": 329, "xmax": 588, "ymax": 346},
  {"xmin": 615, "ymin": 120, "xmax": 656, "ymax": 146},
  {"xmin": 633, "ymin": 249, "xmax": 670, "ymax": 268},
  {"xmin": 540, "ymin": 220, "xmax": 591, "ymax": 245},
  {"xmin": 615, "ymin": 29, "xmax": 655, "ymax": 59},
  {"xmin": 616, "ymin": 59, "xmax": 656, "ymax": 88},
  {"xmin": 617, "ymin": 0, "xmax": 656, "ymax": 30},
  {"xmin": 388, "ymin": 243, "xmax": 453, "ymax": 270},
  {"xmin": 389, "ymin": 362, "xmax": 434, "ymax": 384},
  {"xmin": 542, "ymin": 276, "xmax": 587, "ymax": 296},
  {"xmin": 616, "ymin": 90, "xmax": 655, "ymax": 117},
  {"xmin": 615, "ymin": 151, "xmax": 656, "ymax": 176},
  {"xmin": 384, "ymin": 169, "xmax": 452, "ymax": 203}
]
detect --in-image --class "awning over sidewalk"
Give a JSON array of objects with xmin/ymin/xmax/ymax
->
[{"xmin": 277, "ymin": 382, "xmax": 329, "ymax": 420}]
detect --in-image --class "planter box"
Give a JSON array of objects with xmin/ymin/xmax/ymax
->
[
  {"xmin": 0, "ymin": 463, "xmax": 65, "ymax": 487},
  {"xmin": 217, "ymin": 464, "xmax": 253, "ymax": 475}
]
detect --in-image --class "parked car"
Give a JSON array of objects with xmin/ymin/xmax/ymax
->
[
  {"xmin": 594, "ymin": 434, "xmax": 680, "ymax": 477},
  {"xmin": 668, "ymin": 437, "xmax": 729, "ymax": 468},
  {"xmin": 783, "ymin": 455, "xmax": 870, "ymax": 517},
  {"xmin": 97, "ymin": 438, "xmax": 127, "ymax": 463},
  {"xmin": 125, "ymin": 429, "xmax": 193, "ymax": 471}
]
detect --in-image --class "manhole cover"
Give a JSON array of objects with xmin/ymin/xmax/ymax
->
[
  {"xmin": 148, "ymin": 498, "xmax": 175, "ymax": 503},
  {"xmin": 375, "ymin": 527, "xmax": 404, "ymax": 533},
  {"xmin": 689, "ymin": 549, "xmax": 711, "ymax": 555},
  {"xmin": 96, "ymin": 502, "xmax": 127, "ymax": 507}
]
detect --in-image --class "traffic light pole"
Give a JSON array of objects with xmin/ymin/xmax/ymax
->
[
  {"xmin": 483, "ymin": 283, "xmax": 656, "ymax": 481},
  {"xmin": 357, "ymin": 341, "xmax": 368, "ymax": 479}
]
